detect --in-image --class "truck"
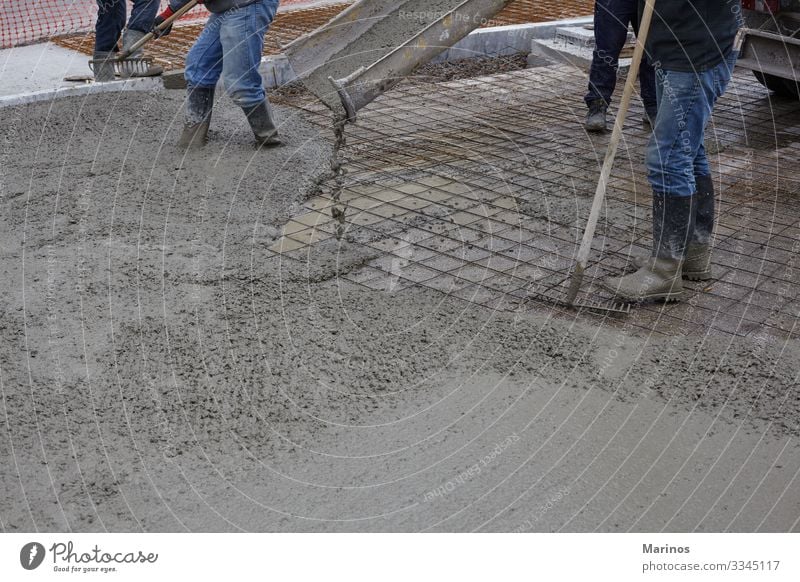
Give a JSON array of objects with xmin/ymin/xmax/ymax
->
[{"xmin": 739, "ymin": 0, "xmax": 800, "ymax": 98}]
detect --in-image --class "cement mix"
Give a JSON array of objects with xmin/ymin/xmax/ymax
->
[{"xmin": 1, "ymin": 92, "xmax": 799, "ymax": 532}]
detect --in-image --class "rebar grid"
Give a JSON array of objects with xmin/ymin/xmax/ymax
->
[
  {"xmin": 275, "ymin": 62, "xmax": 800, "ymax": 339},
  {"xmin": 52, "ymin": 0, "xmax": 593, "ymax": 70}
]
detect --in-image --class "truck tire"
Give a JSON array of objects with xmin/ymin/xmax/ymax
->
[{"xmin": 753, "ymin": 71, "xmax": 800, "ymax": 99}]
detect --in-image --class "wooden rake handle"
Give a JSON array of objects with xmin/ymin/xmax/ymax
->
[{"xmin": 565, "ymin": 0, "xmax": 657, "ymax": 305}]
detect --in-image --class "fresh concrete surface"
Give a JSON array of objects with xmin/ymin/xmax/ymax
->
[
  {"xmin": 0, "ymin": 42, "xmax": 164, "ymax": 108},
  {"xmin": 1, "ymin": 83, "xmax": 799, "ymax": 533}
]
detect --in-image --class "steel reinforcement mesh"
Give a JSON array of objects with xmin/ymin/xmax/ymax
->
[
  {"xmin": 50, "ymin": 0, "xmax": 594, "ymax": 70},
  {"xmin": 269, "ymin": 61, "xmax": 800, "ymax": 340}
]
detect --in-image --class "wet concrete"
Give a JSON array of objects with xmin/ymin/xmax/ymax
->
[{"xmin": 1, "ymin": 90, "xmax": 799, "ymax": 532}]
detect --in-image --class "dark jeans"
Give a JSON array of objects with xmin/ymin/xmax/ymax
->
[
  {"xmin": 95, "ymin": 0, "xmax": 160, "ymax": 53},
  {"xmin": 584, "ymin": 0, "xmax": 657, "ymax": 114}
]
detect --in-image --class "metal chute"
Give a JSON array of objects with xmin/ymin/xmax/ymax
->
[{"xmin": 284, "ymin": 0, "xmax": 513, "ymax": 120}]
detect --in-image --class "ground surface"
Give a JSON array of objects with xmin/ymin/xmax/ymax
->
[{"xmin": 1, "ymin": 74, "xmax": 799, "ymax": 532}]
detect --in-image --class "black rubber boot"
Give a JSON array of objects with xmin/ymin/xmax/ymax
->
[
  {"xmin": 603, "ymin": 192, "xmax": 694, "ymax": 302},
  {"xmin": 242, "ymin": 100, "xmax": 281, "ymax": 147},
  {"xmin": 684, "ymin": 174, "xmax": 715, "ymax": 280},
  {"xmin": 179, "ymin": 86, "xmax": 215, "ymax": 149},
  {"xmin": 585, "ymin": 99, "xmax": 608, "ymax": 133}
]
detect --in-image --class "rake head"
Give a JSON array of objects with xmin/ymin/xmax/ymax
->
[
  {"xmin": 89, "ymin": 56, "xmax": 157, "ymax": 78},
  {"xmin": 527, "ymin": 287, "xmax": 631, "ymax": 316}
]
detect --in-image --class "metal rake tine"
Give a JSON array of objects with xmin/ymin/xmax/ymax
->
[{"xmin": 115, "ymin": 57, "xmax": 153, "ymax": 77}]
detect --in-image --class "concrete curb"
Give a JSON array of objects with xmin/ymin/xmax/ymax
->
[{"xmin": 0, "ymin": 76, "xmax": 163, "ymax": 108}]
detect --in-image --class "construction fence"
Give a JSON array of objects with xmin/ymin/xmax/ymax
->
[{"xmin": 0, "ymin": 0, "xmax": 312, "ymax": 48}]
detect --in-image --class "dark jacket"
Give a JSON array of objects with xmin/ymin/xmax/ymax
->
[
  {"xmin": 171, "ymin": 0, "xmax": 261, "ymax": 14},
  {"xmin": 642, "ymin": 0, "xmax": 741, "ymax": 71}
]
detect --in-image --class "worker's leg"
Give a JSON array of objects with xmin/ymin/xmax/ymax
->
[
  {"xmin": 185, "ymin": 13, "xmax": 225, "ymax": 89},
  {"xmin": 584, "ymin": 0, "xmax": 631, "ymax": 131},
  {"xmin": 120, "ymin": 0, "xmax": 163, "ymax": 76},
  {"xmin": 95, "ymin": 0, "xmax": 126, "ymax": 53},
  {"xmin": 93, "ymin": 0, "xmax": 126, "ymax": 81},
  {"xmin": 218, "ymin": 0, "xmax": 278, "ymax": 108},
  {"xmin": 585, "ymin": 0, "xmax": 630, "ymax": 107},
  {"xmin": 602, "ymin": 64, "xmax": 714, "ymax": 301},
  {"xmin": 126, "ymin": 0, "xmax": 160, "ymax": 33},
  {"xmin": 684, "ymin": 51, "xmax": 737, "ymax": 278},
  {"xmin": 605, "ymin": 54, "xmax": 738, "ymax": 300},
  {"xmin": 218, "ymin": 0, "xmax": 282, "ymax": 146},
  {"xmin": 180, "ymin": 13, "xmax": 225, "ymax": 147}
]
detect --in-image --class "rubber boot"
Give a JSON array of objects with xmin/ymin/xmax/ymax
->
[
  {"xmin": 120, "ymin": 29, "xmax": 163, "ymax": 78},
  {"xmin": 242, "ymin": 100, "xmax": 281, "ymax": 147},
  {"xmin": 585, "ymin": 99, "xmax": 607, "ymax": 133},
  {"xmin": 630, "ymin": 176, "xmax": 714, "ymax": 280},
  {"xmin": 92, "ymin": 51, "xmax": 116, "ymax": 83},
  {"xmin": 179, "ymin": 86, "xmax": 215, "ymax": 149},
  {"xmin": 603, "ymin": 193, "xmax": 694, "ymax": 303},
  {"xmin": 684, "ymin": 174, "xmax": 715, "ymax": 280}
]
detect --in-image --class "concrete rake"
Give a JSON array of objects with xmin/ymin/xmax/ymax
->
[
  {"xmin": 530, "ymin": 0, "xmax": 656, "ymax": 316},
  {"xmin": 89, "ymin": 0, "xmax": 199, "ymax": 78}
]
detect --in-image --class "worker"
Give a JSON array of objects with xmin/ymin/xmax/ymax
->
[
  {"xmin": 602, "ymin": 0, "xmax": 740, "ymax": 303},
  {"xmin": 93, "ymin": 0, "xmax": 163, "ymax": 81},
  {"xmin": 585, "ymin": 0, "xmax": 657, "ymax": 132},
  {"xmin": 154, "ymin": 0, "xmax": 282, "ymax": 148}
]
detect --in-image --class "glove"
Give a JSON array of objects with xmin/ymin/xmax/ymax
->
[{"xmin": 152, "ymin": 6, "xmax": 175, "ymax": 38}]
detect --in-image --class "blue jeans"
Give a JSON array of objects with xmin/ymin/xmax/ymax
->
[
  {"xmin": 184, "ymin": 0, "xmax": 279, "ymax": 108},
  {"xmin": 585, "ymin": 0, "xmax": 657, "ymax": 114},
  {"xmin": 95, "ymin": 0, "xmax": 160, "ymax": 52},
  {"xmin": 646, "ymin": 51, "xmax": 738, "ymax": 197}
]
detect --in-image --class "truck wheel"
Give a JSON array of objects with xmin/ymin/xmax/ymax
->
[{"xmin": 753, "ymin": 71, "xmax": 800, "ymax": 99}]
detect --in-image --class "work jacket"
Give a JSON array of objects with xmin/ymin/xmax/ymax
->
[{"xmin": 640, "ymin": 0, "xmax": 741, "ymax": 71}]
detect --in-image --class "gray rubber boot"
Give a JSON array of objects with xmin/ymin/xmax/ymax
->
[
  {"xmin": 630, "ymin": 175, "xmax": 714, "ymax": 280},
  {"xmin": 92, "ymin": 51, "xmax": 116, "ymax": 83},
  {"xmin": 603, "ymin": 193, "xmax": 694, "ymax": 303},
  {"xmin": 120, "ymin": 29, "xmax": 163, "ymax": 78},
  {"xmin": 585, "ymin": 99, "xmax": 607, "ymax": 133},
  {"xmin": 242, "ymin": 100, "xmax": 281, "ymax": 147},
  {"xmin": 179, "ymin": 86, "xmax": 215, "ymax": 149}
]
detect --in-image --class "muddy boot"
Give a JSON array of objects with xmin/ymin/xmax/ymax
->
[
  {"xmin": 120, "ymin": 29, "xmax": 163, "ymax": 78},
  {"xmin": 630, "ymin": 175, "xmax": 715, "ymax": 280},
  {"xmin": 242, "ymin": 100, "xmax": 281, "ymax": 147},
  {"xmin": 92, "ymin": 51, "xmax": 116, "ymax": 83},
  {"xmin": 179, "ymin": 86, "xmax": 215, "ymax": 149},
  {"xmin": 585, "ymin": 99, "xmax": 608, "ymax": 133},
  {"xmin": 603, "ymin": 193, "xmax": 694, "ymax": 303},
  {"xmin": 629, "ymin": 242, "xmax": 711, "ymax": 280}
]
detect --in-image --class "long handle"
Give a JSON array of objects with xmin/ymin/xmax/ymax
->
[
  {"xmin": 117, "ymin": 0, "xmax": 200, "ymax": 60},
  {"xmin": 565, "ymin": 0, "xmax": 656, "ymax": 305}
]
